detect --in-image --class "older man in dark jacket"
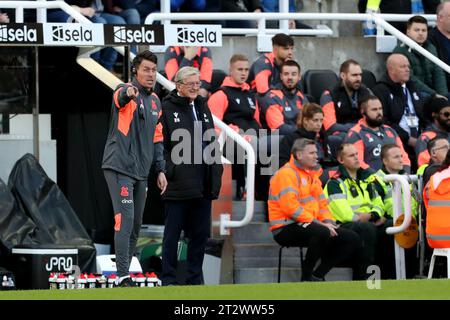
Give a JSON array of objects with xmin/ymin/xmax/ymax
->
[
  {"xmin": 373, "ymin": 54, "xmax": 426, "ymax": 147},
  {"xmin": 160, "ymin": 66, "xmax": 223, "ymax": 286}
]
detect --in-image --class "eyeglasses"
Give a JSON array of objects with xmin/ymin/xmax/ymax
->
[
  {"xmin": 179, "ymin": 81, "xmax": 201, "ymax": 88},
  {"xmin": 440, "ymin": 111, "xmax": 450, "ymax": 118},
  {"xmin": 433, "ymin": 145, "xmax": 450, "ymax": 153}
]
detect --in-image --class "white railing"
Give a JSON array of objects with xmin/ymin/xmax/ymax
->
[
  {"xmin": 384, "ymin": 174, "xmax": 416, "ymax": 280},
  {"xmin": 144, "ymin": 12, "xmax": 333, "ymax": 36}
]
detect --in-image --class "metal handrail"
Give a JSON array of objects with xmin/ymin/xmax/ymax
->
[{"xmin": 384, "ymin": 174, "xmax": 413, "ymax": 235}]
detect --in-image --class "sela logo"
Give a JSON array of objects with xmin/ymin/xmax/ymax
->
[
  {"xmin": 52, "ymin": 25, "xmax": 92, "ymax": 42},
  {"xmin": 177, "ymin": 27, "xmax": 218, "ymax": 44},
  {"xmin": 121, "ymin": 199, "xmax": 133, "ymax": 204},
  {"xmin": 0, "ymin": 24, "xmax": 39, "ymax": 43},
  {"xmin": 45, "ymin": 256, "xmax": 73, "ymax": 272},
  {"xmin": 113, "ymin": 26, "xmax": 154, "ymax": 44}
]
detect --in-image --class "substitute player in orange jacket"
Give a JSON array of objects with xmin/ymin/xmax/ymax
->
[
  {"xmin": 268, "ymin": 138, "xmax": 360, "ymax": 281},
  {"xmin": 164, "ymin": 46, "xmax": 213, "ymax": 97},
  {"xmin": 344, "ymin": 95, "xmax": 411, "ymax": 172},
  {"xmin": 247, "ymin": 33, "xmax": 297, "ymax": 95},
  {"xmin": 259, "ymin": 60, "xmax": 308, "ymax": 135}
]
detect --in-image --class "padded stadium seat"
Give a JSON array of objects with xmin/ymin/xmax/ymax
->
[
  {"xmin": 362, "ymin": 69, "xmax": 377, "ymax": 90},
  {"xmin": 210, "ymin": 69, "xmax": 227, "ymax": 93},
  {"xmin": 302, "ymin": 69, "xmax": 339, "ymax": 103}
]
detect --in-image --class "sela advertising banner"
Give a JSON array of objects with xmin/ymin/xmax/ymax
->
[
  {"xmin": 43, "ymin": 23, "xmax": 104, "ymax": 46},
  {"xmin": 0, "ymin": 23, "xmax": 43, "ymax": 45},
  {"xmin": 165, "ymin": 24, "xmax": 222, "ymax": 47},
  {"xmin": 104, "ymin": 25, "xmax": 164, "ymax": 45}
]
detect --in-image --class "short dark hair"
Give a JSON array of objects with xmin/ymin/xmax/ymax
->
[
  {"xmin": 280, "ymin": 60, "xmax": 301, "ymax": 73},
  {"xmin": 407, "ymin": 15, "xmax": 428, "ymax": 29},
  {"xmin": 272, "ymin": 33, "xmax": 294, "ymax": 47},
  {"xmin": 358, "ymin": 94, "xmax": 380, "ymax": 112},
  {"xmin": 340, "ymin": 59, "xmax": 360, "ymax": 74},
  {"xmin": 291, "ymin": 138, "xmax": 316, "ymax": 156},
  {"xmin": 381, "ymin": 143, "xmax": 400, "ymax": 160},
  {"xmin": 427, "ymin": 135, "xmax": 449, "ymax": 154},
  {"xmin": 230, "ymin": 54, "xmax": 248, "ymax": 65},
  {"xmin": 336, "ymin": 143, "xmax": 354, "ymax": 160},
  {"xmin": 132, "ymin": 50, "xmax": 157, "ymax": 74}
]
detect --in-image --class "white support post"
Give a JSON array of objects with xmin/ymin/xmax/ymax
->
[{"xmin": 279, "ymin": 0, "xmax": 289, "ymax": 32}]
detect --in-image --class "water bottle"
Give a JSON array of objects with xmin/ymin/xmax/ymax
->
[
  {"xmin": 363, "ymin": 8, "xmax": 377, "ymax": 36},
  {"xmin": 411, "ymin": 0, "xmax": 424, "ymax": 14}
]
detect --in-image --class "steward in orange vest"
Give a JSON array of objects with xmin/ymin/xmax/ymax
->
[
  {"xmin": 423, "ymin": 161, "xmax": 450, "ymax": 248},
  {"xmin": 268, "ymin": 138, "xmax": 360, "ymax": 281}
]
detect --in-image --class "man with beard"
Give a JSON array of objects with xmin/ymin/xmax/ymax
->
[
  {"xmin": 344, "ymin": 95, "xmax": 411, "ymax": 173},
  {"xmin": 393, "ymin": 15, "xmax": 448, "ymax": 98},
  {"xmin": 416, "ymin": 96, "xmax": 450, "ymax": 167},
  {"xmin": 247, "ymin": 33, "xmax": 296, "ymax": 95},
  {"xmin": 259, "ymin": 60, "xmax": 308, "ymax": 136},
  {"xmin": 320, "ymin": 59, "xmax": 372, "ymax": 158}
]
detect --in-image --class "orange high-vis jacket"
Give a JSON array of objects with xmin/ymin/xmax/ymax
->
[
  {"xmin": 423, "ymin": 167, "xmax": 450, "ymax": 248},
  {"xmin": 268, "ymin": 156, "xmax": 334, "ymax": 232}
]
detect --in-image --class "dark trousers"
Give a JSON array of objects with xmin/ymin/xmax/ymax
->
[
  {"xmin": 273, "ymin": 222, "xmax": 360, "ymax": 280},
  {"xmin": 103, "ymin": 169, "xmax": 147, "ymax": 277},
  {"xmin": 161, "ymin": 198, "xmax": 211, "ymax": 286},
  {"xmin": 341, "ymin": 219, "xmax": 394, "ymax": 279}
]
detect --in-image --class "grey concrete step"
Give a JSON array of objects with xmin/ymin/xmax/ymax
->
[
  {"xmin": 234, "ymin": 267, "xmax": 353, "ymax": 284},
  {"xmin": 231, "ymin": 222, "xmax": 274, "ymax": 244},
  {"xmin": 234, "ymin": 243, "xmax": 303, "ymax": 258},
  {"xmin": 232, "ymin": 201, "xmax": 267, "ymax": 222},
  {"xmin": 234, "ymin": 244, "xmax": 304, "ymax": 268}
]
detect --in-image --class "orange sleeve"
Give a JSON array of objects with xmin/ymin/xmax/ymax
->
[
  {"xmin": 207, "ymin": 90, "xmax": 228, "ymax": 121},
  {"xmin": 353, "ymin": 139, "xmax": 370, "ymax": 169},
  {"xmin": 418, "ymin": 150, "xmax": 431, "ymax": 167},
  {"xmin": 200, "ymin": 56, "xmax": 213, "ymax": 84},
  {"xmin": 114, "ymin": 86, "xmax": 125, "ymax": 109},
  {"xmin": 266, "ymin": 105, "xmax": 284, "ymax": 130},
  {"xmin": 396, "ymin": 136, "xmax": 411, "ymax": 166},
  {"xmin": 322, "ymin": 101, "xmax": 337, "ymax": 131},
  {"xmin": 254, "ymin": 69, "xmax": 272, "ymax": 94},
  {"xmin": 253, "ymin": 103, "xmax": 261, "ymax": 127},
  {"xmin": 153, "ymin": 110, "xmax": 163, "ymax": 143},
  {"xmin": 165, "ymin": 58, "xmax": 179, "ymax": 81}
]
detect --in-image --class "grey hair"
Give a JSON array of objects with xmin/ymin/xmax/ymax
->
[
  {"xmin": 291, "ymin": 138, "xmax": 315, "ymax": 156},
  {"xmin": 174, "ymin": 66, "xmax": 200, "ymax": 83}
]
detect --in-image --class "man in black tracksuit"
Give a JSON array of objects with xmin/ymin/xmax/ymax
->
[
  {"xmin": 102, "ymin": 51, "xmax": 167, "ymax": 287},
  {"xmin": 160, "ymin": 66, "xmax": 223, "ymax": 286}
]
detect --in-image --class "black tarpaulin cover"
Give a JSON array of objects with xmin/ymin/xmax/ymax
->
[{"xmin": 4, "ymin": 153, "xmax": 96, "ymax": 272}]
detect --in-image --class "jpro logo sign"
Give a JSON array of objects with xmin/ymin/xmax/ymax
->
[
  {"xmin": 0, "ymin": 23, "xmax": 43, "ymax": 44},
  {"xmin": 45, "ymin": 256, "xmax": 74, "ymax": 272},
  {"xmin": 165, "ymin": 24, "xmax": 222, "ymax": 47},
  {"xmin": 43, "ymin": 23, "xmax": 104, "ymax": 46},
  {"xmin": 104, "ymin": 25, "xmax": 164, "ymax": 45}
]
